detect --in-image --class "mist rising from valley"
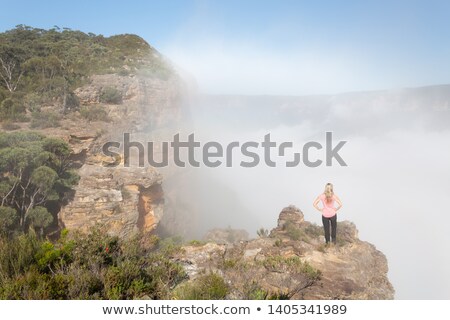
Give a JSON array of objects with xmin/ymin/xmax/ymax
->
[{"xmin": 162, "ymin": 85, "xmax": 450, "ymax": 299}]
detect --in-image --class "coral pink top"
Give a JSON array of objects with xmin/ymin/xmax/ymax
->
[{"xmin": 319, "ymin": 194, "xmax": 337, "ymax": 218}]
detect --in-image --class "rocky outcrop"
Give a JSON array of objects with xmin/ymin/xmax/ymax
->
[
  {"xmin": 74, "ymin": 74, "xmax": 140, "ymax": 105},
  {"xmin": 174, "ymin": 205, "xmax": 395, "ymax": 300},
  {"xmin": 59, "ymin": 164, "xmax": 163, "ymax": 238},
  {"xmin": 73, "ymin": 73, "xmax": 183, "ymax": 129},
  {"xmin": 57, "ymin": 71, "xmax": 185, "ymax": 237}
]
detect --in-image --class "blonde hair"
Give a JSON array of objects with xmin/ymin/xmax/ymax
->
[{"xmin": 324, "ymin": 183, "xmax": 334, "ymax": 203}]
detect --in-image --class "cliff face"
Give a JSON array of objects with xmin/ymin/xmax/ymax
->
[
  {"xmin": 73, "ymin": 73, "xmax": 183, "ymax": 130},
  {"xmin": 57, "ymin": 72, "xmax": 185, "ymax": 237},
  {"xmin": 175, "ymin": 206, "xmax": 395, "ymax": 299},
  {"xmin": 59, "ymin": 164, "xmax": 163, "ymax": 238}
]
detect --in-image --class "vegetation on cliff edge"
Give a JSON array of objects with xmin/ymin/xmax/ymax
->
[
  {"xmin": 0, "ymin": 25, "xmax": 172, "ymax": 120},
  {"xmin": 0, "ymin": 229, "xmax": 186, "ymax": 299}
]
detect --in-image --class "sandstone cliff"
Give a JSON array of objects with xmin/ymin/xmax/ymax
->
[
  {"xmin": 53, "ymin": 72, "xmax": 186, "ymax": 238},
  {"xmin": 174, "ymin": 205, "xmax": 394, "ymax": 299}
]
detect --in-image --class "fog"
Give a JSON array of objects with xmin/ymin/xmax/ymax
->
[
  {"xmin": 163, "ymin": 39, "xmax": 450, "ymax": 96},
  {"xmin": 160, "ymin": 86, "xmax": 450, "ymax": 299}
]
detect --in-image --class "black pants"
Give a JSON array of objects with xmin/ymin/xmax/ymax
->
[{"xmin": 322, "ymin": 215, "xmax": 337, "ymax": 244}]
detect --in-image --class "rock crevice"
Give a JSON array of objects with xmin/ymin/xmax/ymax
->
[{"xmin": 60, "ymin": 164, "xmax": 163, "ymax": 238}]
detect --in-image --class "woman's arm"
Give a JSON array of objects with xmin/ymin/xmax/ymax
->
[
  {"xmin": 313, "ymin": 196, "xmax": 322, "ymax": 212},
  {"xmin": 334, "ymin": 195, "xmax": 343, "ymax": 211}
]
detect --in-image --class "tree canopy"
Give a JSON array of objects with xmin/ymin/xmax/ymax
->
[
  {"xmin": 0, "ymin": 131, "xmax": 78, "ymax": 234},
  {"xmin": 0, "ymin": 25, "xmax": 172, "ymax": 118}
]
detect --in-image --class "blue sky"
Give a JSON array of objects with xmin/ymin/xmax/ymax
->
[{"xmin": 1, "ymin": 0, "xmax": 449, "ymax": 94}]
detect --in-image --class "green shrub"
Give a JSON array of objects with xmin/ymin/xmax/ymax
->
[
  {"xmin": 0, "ymin": 268, "xmax": 49, "ymax": 299},
  {"xmin": 300, "ymin": 261, "xmax": 322, "ymax": 280},
  {"xmin": 99, "ymin": 87, "xmax": 122, "ymax": 104},
  {"xmin": 282, "ymin": 221, "xmax": 315, "ymax": 243},
  {"xmin": 261, "ymin": 255, "xmax": 321, "ymax": 281},
  {"xmin": 0, "ymin": 98, "xmax": 26, "ymax": 121},
  {"xmin": 0, "ymin": 233, "xmax": 40, "ymax": 282},
  {"xmin": 188, "ymin": 239, "xmax": 205, "ymax": 246},
  {"xmin": 283, "ymin": 221, "xmax": 304, "ymax": 241},
  {"xmin": 158, "ymin": 236, "xmax": 183, "ymax": 256},
  {"xmin": 0, "ymin": 268, "xmax": 72, "ymax": 299},
  {"xmin": 35, "ymin": 240, "xmax": 73, "ymax": 272},
  {"xmin": 221, "ymin": 258, "xmax": 239, "ymax": 269},
  {"xmin": 65, "ymin": 268, "xmax": 104, "ymax": 299},
  {"xmin": 274, "ymin": 238, "xmax": 282, "ymax": 247},
  {"xmin": 243, "ymin": 281, "xmax": 269, "ymax": 300},
  {"xmin": 104, "ymin": 262, "xmax": 153, "ymax": 299},
  {"xmin": 257, "ymin": 227, "xmax": 269, "ymax": 238},
  {"xmin": 173, "ymin": 273, "xmax": 229, "ymax": 300},
  {"xmin": 30, "ymin": 111, "xmax": 61, "ymax": 128},
  {"xmin": 0, "ymin": 228, "xmax": 187, "ymax": 299},
  {"xmin": 80, "ymin": 105, "xmax": 110, "ymax": 122},
  {"xmin": 64, "ymin": 92, "xmax": 80, "ymax": 111},
  {"xmin": 267, "ymin": 291, "xmax": 292, "ymax": 300},
  {"xmin": 23, "ymin": 93, "xmax": 43, "ymax": 113}
]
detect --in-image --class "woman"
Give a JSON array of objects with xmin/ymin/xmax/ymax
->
[{"xmin": 313, "ymin": 183, "xmax": 342, "ymax": 245}]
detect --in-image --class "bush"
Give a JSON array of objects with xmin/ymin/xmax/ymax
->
[
  {"xmin": 66, "ymin": 268, "xmax": 103, "ymax": 299},
  {"xmin": 0, "ymin": 268, "xmax": 72, "ymax": 299},
  {"xmin": 173, "ymin": 273, "xmax": 229, "ymax": 300},
  {"xmin": 281, "ymin": 221, "xmax": 318, "ymax": 243},
  {"xmin": 104, "ymin": 262, "xmax": 153, "ymax": 299},
  {"xmin": 0, "ymin": 233, "xmax": 40, "ymax": 282},
  {"xmin": 63, "ymin": 92, "xmax": 80, "ymax": 111},
  {"xmin": 262, "ymin": 255, "xmax": 321, "ymax": 280},
  {"xmin": 301, "ymin": 261, "xmax": 322, "ymax": 281},
  {"xmin": 30, "ymin": 111, "xmax": 61, "ymax": 128},
  {"xmin": 244, "ymin": 281, "xmax": 269, "ymax": 300},
  {"xmin": 99, "ymin": 87, "xmax": 122, "ymax": 104},
  {"xmin": 23, "ymin": 93, "xmax": 43, "ymax": 113},
  {"xmin": 79, "ymin": 105, "xmax": 110, "ymax": 122},
  {"xmin": 0, "ymin": 229, "xmax": 187, "ymax": 299},
  {"xmin": 0, "ymin": 98, "xmax": 26, "ymax": 121},
  {"xmin": 257, "ymin": 228, "xmax": 269, "ymax": 238},
  {"xmin": 283, "ymin": 221, "xmax": 304, "ymax": 241},
  {"xmin": 188, "ymin": 239, "xmax": 206, "ymax": 246},
  {"xmin": 221, "ymin": 258, "xmax": 239, "ymax": 269}
]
